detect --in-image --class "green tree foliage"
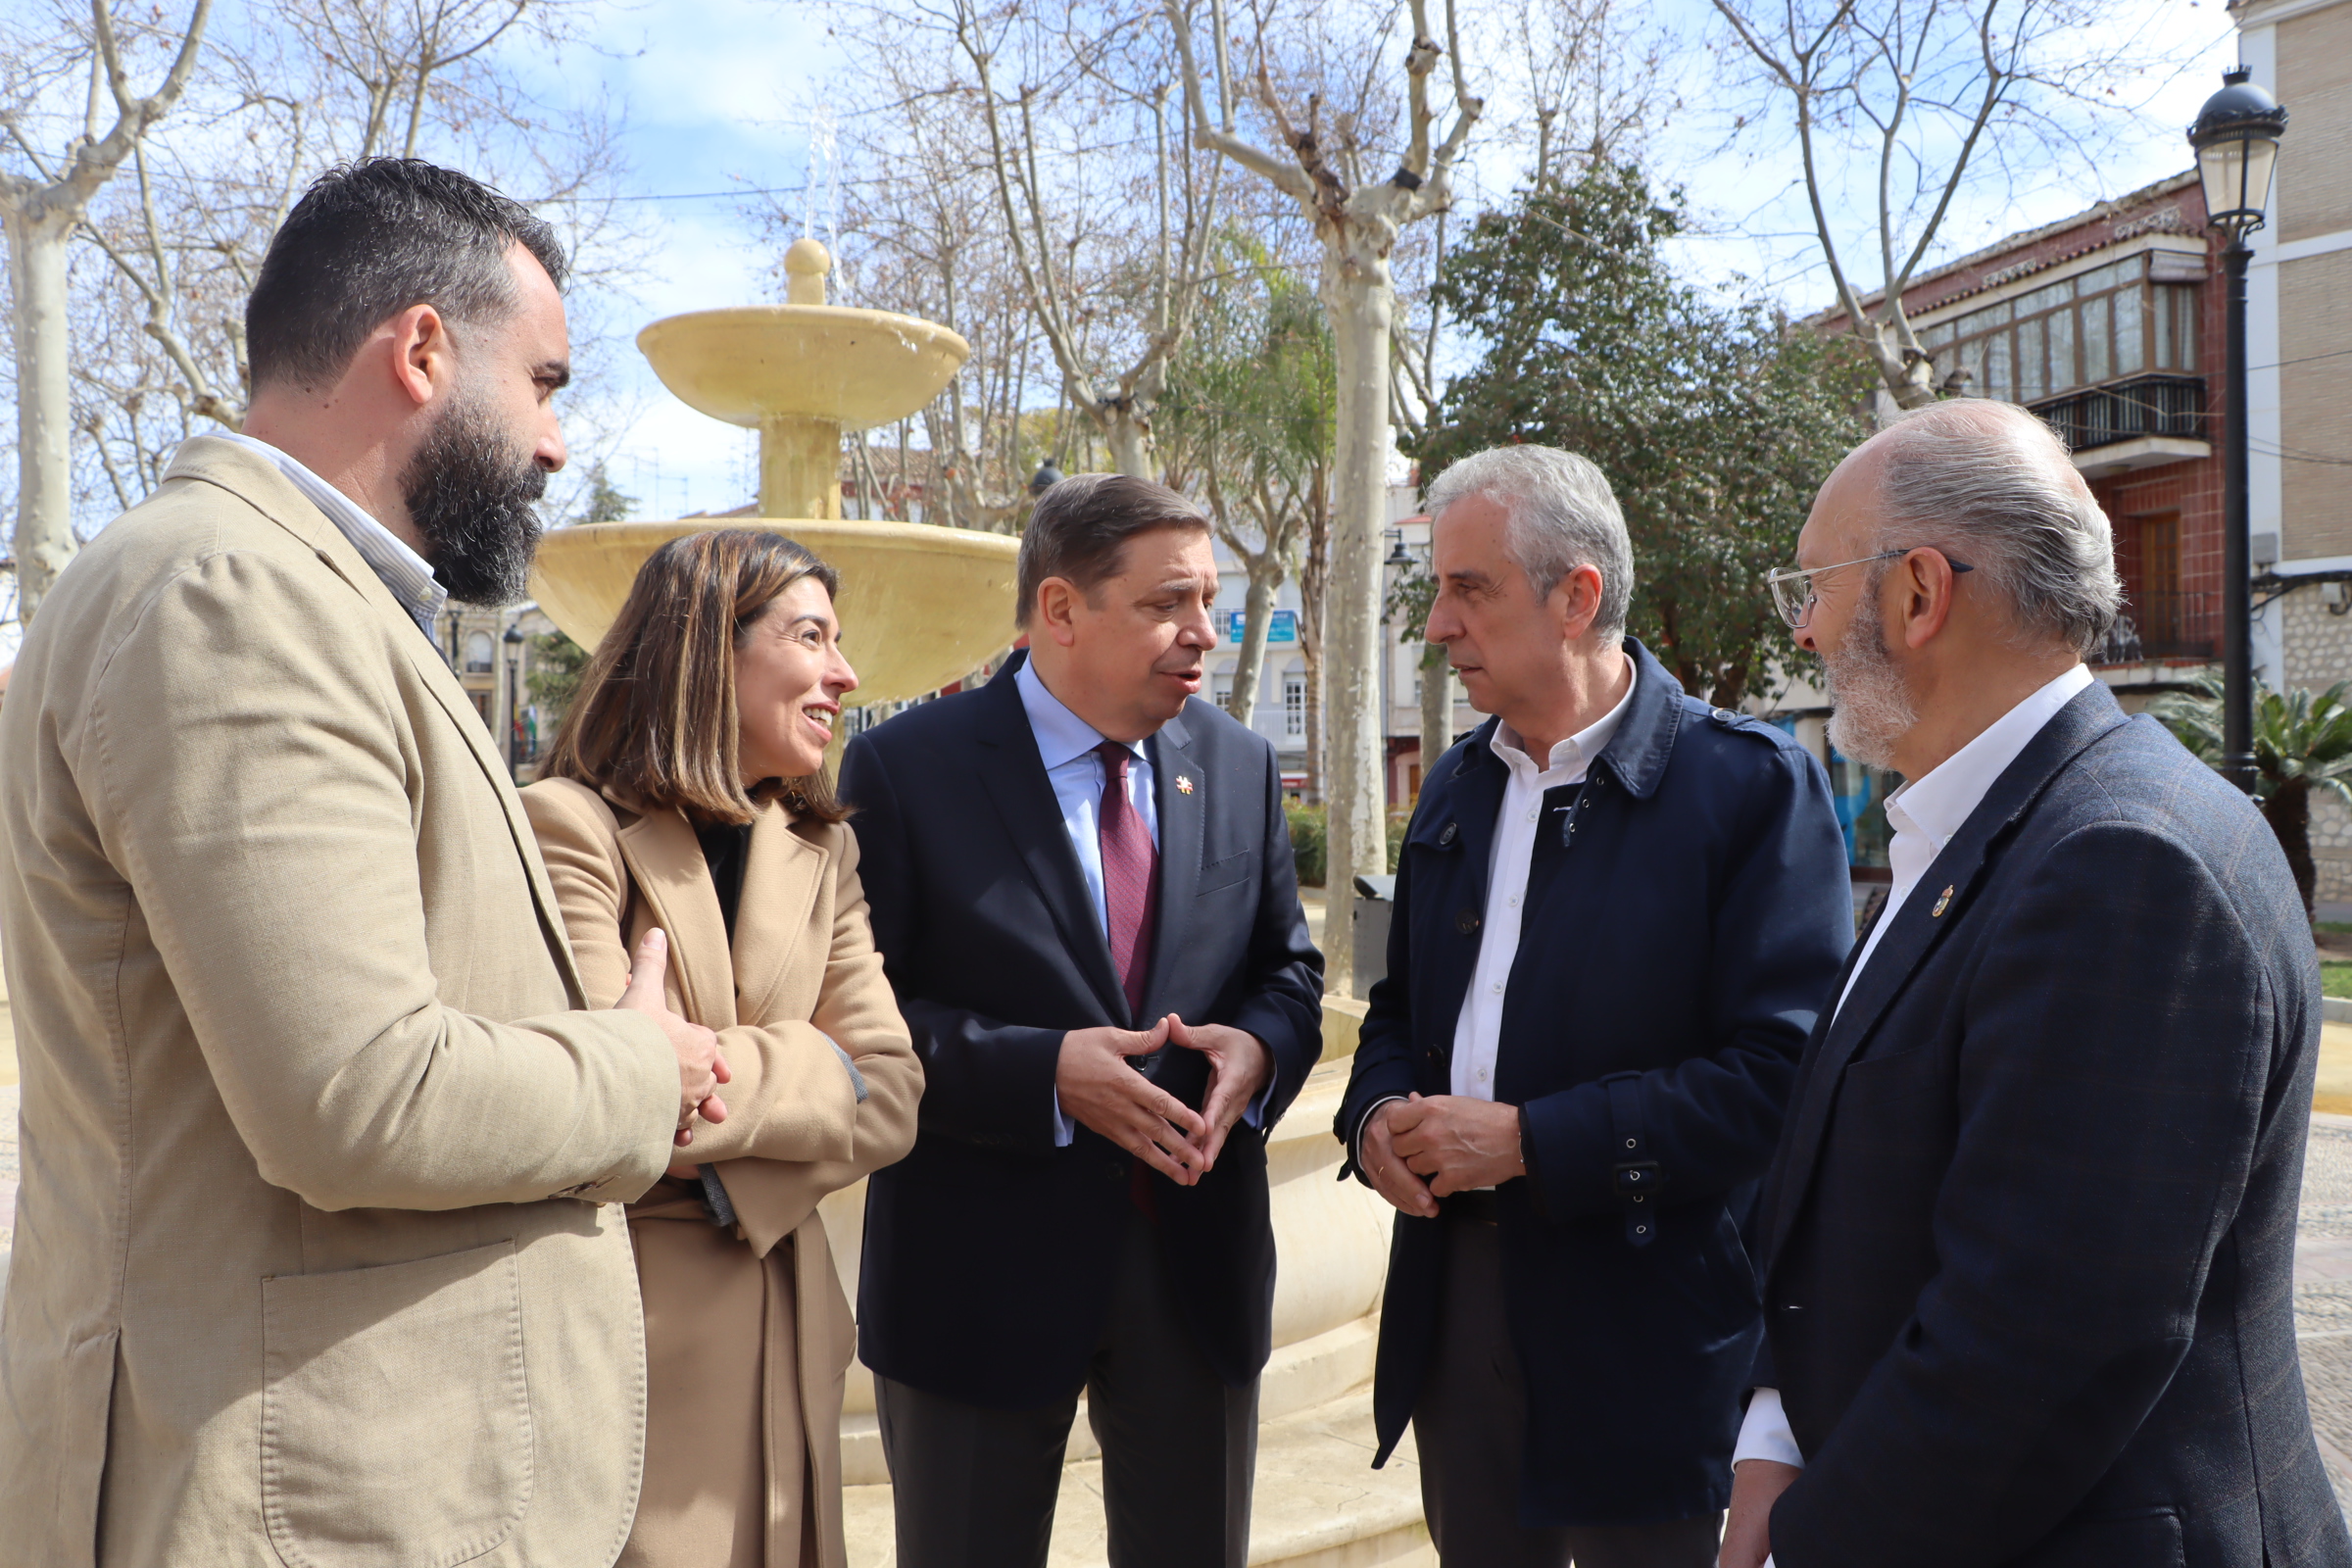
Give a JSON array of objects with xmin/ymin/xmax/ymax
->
[
  {"xmin": 527, "ymin": 631, "xmax": 590, "ymax": 716},
  {"xmin": 1408, "ymin": 163, "xmax": 1875, "ymax": 708},
  {"xmin": 1159, "ymin": 233, "xmax": 1336, "ymax": 773},
  {"xmin": 2152, "ymin": 670, "xmax": 2352, "ymax": 919},
  {"xmin": 573, "ymin": 466, "xmax": 635, "ymax": 526}
]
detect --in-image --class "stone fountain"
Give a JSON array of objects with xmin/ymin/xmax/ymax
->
[
  {"xmin": 525, "ymin": 245, "xmax": 1426, "ymax": 1568},
  {"xmin": 529, "ymin": 238, "xmax": 1022, "ymax": 708}
]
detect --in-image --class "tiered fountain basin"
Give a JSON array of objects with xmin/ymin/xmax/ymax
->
[{"xmin": 530, "ymin": 518, "xmax": 1019, "ymax": 707}]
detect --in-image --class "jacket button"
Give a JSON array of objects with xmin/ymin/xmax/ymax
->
[
  {"xmin": 1425, "ymin": 1046, "xmax": 1443, "ymax": 1062},
  {"xmin": 1456, "ymin": 908, "xmax": 1481, "ymax": 935},
  {"xmin": 1439, "ymin": 822, "xmax": 1458, "ymax": 846},
  {"xmin": 1107, "ymin": 1163, "xmax": 1126, "ymax": 1182}
]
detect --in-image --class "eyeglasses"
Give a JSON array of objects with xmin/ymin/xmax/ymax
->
[{"xmin": 1764, "ymin": 548, "xmax": 1975, "ymax": 630}]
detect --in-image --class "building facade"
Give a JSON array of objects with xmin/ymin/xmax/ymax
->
[
  {"xmin": 2236, "ymin": 0, "xmax": 2352, "ymax": 899},
  {"xmin": 429, "ymin": 601, "xmax": 560, "ymax": 781}
]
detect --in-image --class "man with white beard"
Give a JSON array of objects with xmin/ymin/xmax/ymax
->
[{"xmin": 1718, "ymin": 399, "xmax": 2352, "ymax": 1568}]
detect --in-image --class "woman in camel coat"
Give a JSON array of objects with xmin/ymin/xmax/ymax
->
[{"xmin": 522, "ymin": 529, "xmax": 921, "ymax": 1568}]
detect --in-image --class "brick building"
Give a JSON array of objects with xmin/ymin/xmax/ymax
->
[{"xmin": 1819, "ymin": 172, "xmax": 2229, "ymax": 670}]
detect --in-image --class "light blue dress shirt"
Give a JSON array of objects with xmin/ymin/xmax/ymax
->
[
  {"xmin": 214, "ymin": 432, "xmax": 450, "ymax": 637},
  {"xmin": 1016, "ymin": 657, "xmax": 1265, "ymax": 1147},
  {"xmin": 1016, "ymin": 657, "xmax": 1159, "ymax": 934}
]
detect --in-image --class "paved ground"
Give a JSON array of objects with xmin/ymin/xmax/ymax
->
[
  {"xmin": 4, "ymin": 1041, "xmax": 2352, "ymax": 1522},
  {"xmin": 2296, "ymin": 1112, "xmax": 2352, "ymax": 1511}
]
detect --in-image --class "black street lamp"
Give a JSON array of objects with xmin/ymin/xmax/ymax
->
[
  {"xmin": 2190, "ymin": 66, "xmax": 2289, "ymax": 799},
  {"xmin": 1028, "ymin": 460, "xmax": 1064, "ymax": 498},
  {"xmin": 503, "ymin": 623, "xmax": 527, "ymax": 777}
]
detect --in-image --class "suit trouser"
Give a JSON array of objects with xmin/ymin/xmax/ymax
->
[
  {"xmin": 876, "ymin": 1211, "xmax": 1259, "ymax": 1568},
  {"xmin": 1413, "ymin": 1214, "xmax": 1723, "ymax": 1568}
]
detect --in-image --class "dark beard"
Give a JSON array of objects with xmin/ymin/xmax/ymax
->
[{"xmin": 399, "ymin": 392, "xmax": 547, "ymax": 607}]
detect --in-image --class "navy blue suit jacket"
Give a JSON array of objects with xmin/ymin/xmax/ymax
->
[
  {"xmin": 1760, "ymin": 681, "xmax": 2352, "ymax": 1567},
  {"xmin": 1337, "ymin": 638, "xmax": 1853, "ymax": 1525},
  {"xmin": 841, "ymin": 657, "xmax": 1324, "ymax": 1408}
]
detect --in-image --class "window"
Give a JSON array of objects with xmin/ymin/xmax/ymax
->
[
  {"xmin": 2153, "ymin": 285, "xmax": 2197, "ymax": 371},
  {"xmin": 465, "ymin": 631, "xmax": 494, "ymax": 674},
  {"xmin": 1922, "ymin": 252, "xmax": 2193, "ymax": 406},
  {"xmin": 1283, "ymin": 674, "xmax": 1305, "ymax": 738},
  {"xmin": 1213, "ymin": 671, "xmax": 1235, "ymax": 711}
]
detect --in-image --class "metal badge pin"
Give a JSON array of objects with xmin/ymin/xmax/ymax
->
[
  {"xmin": 1931, "ymin": 885, "xmax": 1954, "ymax": 918},
  {"xmin": 1175, "ymin": 775, "xmax": 1195, "ymax": 795}
]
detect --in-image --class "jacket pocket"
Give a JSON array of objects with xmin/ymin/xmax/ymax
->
[
  {"xmin": 1198, "ymin": 851, "xmax": 1253, "ymax": 896},
  {"xmin": 2012, "ymin": 1507, "xmax": 2182, "ymax": 1568},
  {"xmin": 261, "ymin": 1241, "xmax": 533, "ymax": 1568},
  {"xmin": 1838, "ymin": 1043, "xmax": 1946, "ymax": 1111}
]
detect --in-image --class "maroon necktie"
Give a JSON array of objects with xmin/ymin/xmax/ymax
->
[{"xmin": 1098, "ymin": 740, "xmax": 1158, "ymax": 1019}]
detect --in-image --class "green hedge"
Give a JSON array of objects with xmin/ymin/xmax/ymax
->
[{"xmin": 1285, "ymin": 804, "xmax": 1407, "ymax": 889}]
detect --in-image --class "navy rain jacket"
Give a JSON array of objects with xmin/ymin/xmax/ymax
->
[{"xmin": 1337, "ymin": 636, "xmax": 1851, "ymax": 1526}]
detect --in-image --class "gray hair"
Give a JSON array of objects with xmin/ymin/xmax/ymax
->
[
  {"xmin": 1424, "ymin": 446, "xmax": 1635, "ymax": 638},
  {"xmin": 1872, "ymin": 401, "xmax": 2120, "ymax": 657}
]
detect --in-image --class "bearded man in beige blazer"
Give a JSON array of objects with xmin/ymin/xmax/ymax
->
[{"xmin": 0, "ymin": 158, "xmax": 728, "ymax": 1568}]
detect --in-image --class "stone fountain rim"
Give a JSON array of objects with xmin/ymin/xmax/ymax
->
[
  {"xmin": 537, "ymin": 517, "xmax": 1019, "ymax": 559},
  {"xmin": 635, "ymin": 305, "xmax": 974, "ymax": 352}
]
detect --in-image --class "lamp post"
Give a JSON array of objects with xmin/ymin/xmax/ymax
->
[
  {"xmin": 502, "ymin": 623, "xmax": 527, "ymax": 778},
  {"xmin": 2190, "ymin": 66, "xmax": 2289, "ymax": 799},
  {"xmin": 1028, "ymin": 460, "xmax": 1064, "ymax": 498}
]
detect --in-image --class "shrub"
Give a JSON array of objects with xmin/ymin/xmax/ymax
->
[{"xmin": 1284, "ymin": 804, "xmax": 1407, "ymax": 888}]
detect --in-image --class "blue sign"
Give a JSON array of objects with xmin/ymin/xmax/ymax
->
[{"xmin": 1227, "ymin": 610, "xmax": 1298, "ymax": 645}]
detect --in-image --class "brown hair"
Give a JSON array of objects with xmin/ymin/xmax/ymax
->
[
  {"xmin": 1015, "ymin": 473, "xmax": 1210, "ymax": 628},
  {"xmin": 545, "ymin": 529, "xmax": 848, "ymax": 824}
]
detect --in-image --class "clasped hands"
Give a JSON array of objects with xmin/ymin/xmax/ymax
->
[
  {"xmin": 1056, "ymin": 1014, "xmax": 1270, "ymax": 1186},
  {"xmin": 615, "ymin": 927, "xmax": 731, "ymax": 1152},
  {"xmin": 1359, "ymin": 1092, "xmax": 1526, "ymax": 1218}
]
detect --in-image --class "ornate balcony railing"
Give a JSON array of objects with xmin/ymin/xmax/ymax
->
[
  {"xmin": 2032, "ymin": 374, "xmax": 2206, "ymax": 452},
  {"xmin": 2098, "ymin": 589, "xmax": 2217, "ymax": 663}
]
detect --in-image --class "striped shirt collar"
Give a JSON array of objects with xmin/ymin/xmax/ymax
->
[{"xmin": 214, "ymin": 431, "xmax": 449, "ymax": 637}]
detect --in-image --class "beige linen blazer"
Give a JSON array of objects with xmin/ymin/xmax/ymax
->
[
  {"xmin": 0, "ymin": 436, "xmax": 681, "ymax": 1568},
  {"xmin": 520, "ymin": 778, "xmax": 921, "ymax": 1568}
]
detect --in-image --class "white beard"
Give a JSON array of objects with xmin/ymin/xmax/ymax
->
[{"xmin": 1823, "ymin": 588, "xmax": 1918, "ymax": 769}]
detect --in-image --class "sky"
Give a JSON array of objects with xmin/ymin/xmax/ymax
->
[{"xmin": 525, "ymin": 0, "xmax": 2243, "ymax": 521}]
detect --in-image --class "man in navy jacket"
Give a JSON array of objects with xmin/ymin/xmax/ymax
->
[
  {"xmin": 1721, "ymin": 399, "xmax": 2351, "ymax": 1567},
  {"xmin": 843, "ymin": 473, "xmax": 1323, "ymax": 1568},
  {"xmin": 1337, "ymin": 445, "xmax": 1851, "ymax": 1566}
]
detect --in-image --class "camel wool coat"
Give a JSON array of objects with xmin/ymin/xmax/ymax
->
[
  {"xmin": 0, "ymin": 435, "xmax": 682, "ymax": 1568},
  {"xmin": 521, "ymin": 778, "xmax": 921, "ymax": 1568}
]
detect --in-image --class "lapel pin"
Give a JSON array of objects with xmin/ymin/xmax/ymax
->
[
  {"xmin": 1931, "ymin": 885, "xmax": 1954, "ymax": 918},
  {"xmin": 1175, "ymin": 775, "xmax": 1195, "ymax": 795}
]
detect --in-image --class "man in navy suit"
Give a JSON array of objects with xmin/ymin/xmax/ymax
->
[
  {"xmin": 1337, "ymin": 445, "xmax": 1853, "ymax": 1567},
  {"xmin": 840, "ymin": 473, "xmax": 1323, "ymax": 1568},
  {"xmin": 1721, "ymin": 399, "xmax": 2352, "ymax": 1568}
]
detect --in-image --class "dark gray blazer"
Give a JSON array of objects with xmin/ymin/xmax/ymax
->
[{"xmin": 1760, "ymin": 680, "xmax": 2352, "ymax": 1567}]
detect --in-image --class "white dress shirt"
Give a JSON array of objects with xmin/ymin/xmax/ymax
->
[
  {"xmin": 213, "ymin": 431, "xmax": 450, "ymax": 637},
  {"xmin": 1451, "ymin": 668, "xmax": 1638, "ymax": 1101},
  {"xmin": 1732, "ymin": 662, "xmax": 2095, "ymax": 1485},
  {"xmin": 1351, "ymin": 665, "xmax": 1637, "ymax": 1164}
]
